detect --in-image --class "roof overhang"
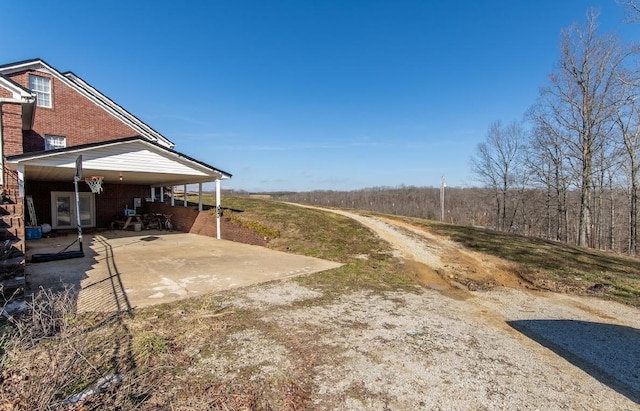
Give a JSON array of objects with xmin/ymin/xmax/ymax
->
[
  {"xmin": 0, "ymin": 75, "xmax": 36, "ymax": 129},
  {"xmin": 5, "ymin": 137, "xmax": 231, "ymax": 187},
  {"xmin": 0, "ymin": 75, "xmax": 34, "ymax": 100}
]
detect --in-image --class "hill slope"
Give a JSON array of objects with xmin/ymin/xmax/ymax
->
[{"xmin": 224, "ymin": 197, "xmax": 640, "ymax": 307}]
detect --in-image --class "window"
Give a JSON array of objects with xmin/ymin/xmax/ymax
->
[
  {"xmin": 45, "ymin": 135, "xmax": 66, "ymax": 151},
  {"xmin": 28, "ymin": 74, "xmax": 52, "ymax": 108}
]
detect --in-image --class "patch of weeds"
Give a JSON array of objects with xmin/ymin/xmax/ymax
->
[
  {"xmin": 174, "ymin": 381, "xmax": 276, "ymax": 410},
  {"xmin": 341, "ymin": 320, "xmax": 370, "ymax": 330},
  {"xmin": 132, "ymin": 331, "xmax": 168, "ymax": 364},
  {"xmin": 198, "ymin": 344, "xmax": 214, "ymax": 360},
  {"xmin": 223, "ymin": 198, "xmax": 393, "ymax": 264},
  {"xmin": 226, "ymin": 210, "xmax": 281, "ymax": 239}
]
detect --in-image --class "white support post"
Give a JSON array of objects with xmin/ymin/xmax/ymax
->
[
  {"xmin": 17, "ymin": 164, "xmax": 24, "ymax": 197},
  {"xmin": 170, "ymin": 186, "xmax": 175, "ymax": 206},
  {"xmin": 183, "ymin": 184, "xmax": 187, "ymax": 207},
  {"xmin": 159, "ymin": 186, "xmax": 164, "ymax": 203},
  {"xmin": 150, "ymin": 187, "xmax": 155, "ymax": 202},
  {"xmin": 216, "ymin": 179, "xmax": 221, "ymax": 240},
  {"xmin": 198, "ymin": 183, "xmax": 203, "ymax": 211}
]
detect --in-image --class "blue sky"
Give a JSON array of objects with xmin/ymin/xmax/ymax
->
[{"xmin": 3, "ymin": 1, "xmax": 637, "ymax": 191}]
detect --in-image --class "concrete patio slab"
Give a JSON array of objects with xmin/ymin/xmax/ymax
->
[{"xmin": 25, "ymin": 231, "xmax": 342, "ymax": 312}]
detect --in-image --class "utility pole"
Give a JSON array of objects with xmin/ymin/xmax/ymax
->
[{"xmin": 441, "ymin": 176, "xmax": 446, "ymax": 222}]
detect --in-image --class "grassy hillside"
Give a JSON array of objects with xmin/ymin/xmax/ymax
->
[
  {"xmin": 220, "ymin": 197, "xmax": 416, "ymax": 293},
  {"xmin": 191, "ymin": 195, "xmax": 640, "ymax": 306}
]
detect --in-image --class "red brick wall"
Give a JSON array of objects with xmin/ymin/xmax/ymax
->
[
  {"xmin": 0, "ymin": 87, "xmax": 12, "ymax": 98},
  {"xmin": 145, "ymin": 202, "xmax": 200, "ymax": 232},
  {"xmin": 191, "ymin": 211, "xmax": 217, "ymax": 237},
  {"xmin": 6, "ymin": 70, "xmax": 139, "ymax": 154},
  {"xmin": 97, "ymin": 184, "xmax": 154, "ymax": 225},
  {"xmin": 189, "ymin": 209, "xmax": 267, "ymax": 246},
  {"xmin": 146, "ymin": 202, "xmax": 267, "ymax": 245},
  {"xmin": 25, "ymin": 180, "xmax": 150, "ymax": 228},
  {"xmin": 1, "ymin": 102, "xmax": 23, "ymax": 156}
]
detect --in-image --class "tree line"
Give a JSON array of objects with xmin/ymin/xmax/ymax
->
[{"xmin": 469, "ymin": 6, "xmax": 640, "ymax": 254}]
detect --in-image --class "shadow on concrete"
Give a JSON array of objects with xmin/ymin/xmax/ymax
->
[
  {"xmin": 508, "ymin": 319, "xmax": 640, "ymax": 404},
  {"xmin": 77, "ymin": 235, "xmax": 132, "ymax": 313},
  {"xmin": 26, "ymin": 230, "xmax": 178, "ymax": 312},
  {"xmin": 26, "ymin": 234, "xmax": 96, "ymax": 299}
]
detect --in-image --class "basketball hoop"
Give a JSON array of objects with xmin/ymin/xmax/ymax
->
[{"xmin": 85, "ymin": 176, "xmax": 104, "ymax": 193}]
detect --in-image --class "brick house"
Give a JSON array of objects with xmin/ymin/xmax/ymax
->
[{"xmin": 0, "ymin": 59, "xmax": 231, "ymax": 294}]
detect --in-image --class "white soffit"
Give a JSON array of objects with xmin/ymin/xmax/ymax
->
[
  {"xmin": 25, "ymin": 150, "xmax": 208, "ymax": 176},
  {"xmin": 7, "ymin": 140, "xmax": 225, "ymax": 180}
]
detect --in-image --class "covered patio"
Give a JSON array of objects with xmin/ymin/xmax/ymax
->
[{"xmin": 6, "ymin": 136, "xmax": 231, "ymax": 238}]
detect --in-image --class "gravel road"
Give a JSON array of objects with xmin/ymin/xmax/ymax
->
[{"xmin": 212, "ymin": 209, "xmax": 640, "ymax": 410}]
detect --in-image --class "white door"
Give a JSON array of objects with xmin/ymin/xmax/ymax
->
[{"xmin": 51, "ymin": 191, "xmax": 95, "ymax": 229}]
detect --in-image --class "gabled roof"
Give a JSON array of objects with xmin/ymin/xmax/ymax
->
[
  {"xmin": 0, "ymin": 59, "xmax": 175, "ymax": 149},
  {"xmin": 6, "ymin": 136, "xmax": 231, "ymax": 186}
]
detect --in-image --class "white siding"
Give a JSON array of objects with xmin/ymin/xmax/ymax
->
[{"xmin": 19, "ymin": 142, "xmax": 212, "ymax": 176}]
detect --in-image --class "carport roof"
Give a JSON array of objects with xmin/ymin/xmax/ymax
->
[{"xmin": 6, "ymin": 136, "xmax": 232, "ymax": 187}]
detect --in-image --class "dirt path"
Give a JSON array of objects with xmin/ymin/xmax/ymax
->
[
  {"xmin": 319, "ymin": 210, "xmax": 640, "ymax": 408},
  {"xmin": 213, "ymin": 207, "xmax": 640, "ymax": 409}
]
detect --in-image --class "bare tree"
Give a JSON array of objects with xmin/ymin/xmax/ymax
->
[
  {"xmin": 526, "ymin": 117, "xmax": 573, "ymax": 242},
  {"xmin": 619, "ymin": 0, "xmax": 640, "ymax": 22},
  {"xmin": 470, "ymin": 121, "xmax": 528, "ymax": 231},
  {"xmin": 613, "ymin": 78, "xmax": 640, "ymax": 253},
  {"xmin": 533, "ymin": 10, "xmax": 629, "ymax": 247}
]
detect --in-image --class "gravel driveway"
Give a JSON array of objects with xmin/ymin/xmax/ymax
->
[{"xmin": 206, "ymin": 209, "xmax": 640, "ymax": 409}]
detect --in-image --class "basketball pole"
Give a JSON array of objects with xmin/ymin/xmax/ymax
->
[
  {"xmin": 31, "ymin": 157, "xmax": 86, "ymax": 262},
  {"xmin": 74, "ymin": 155, "xmax": 83, "ymax": 253}
]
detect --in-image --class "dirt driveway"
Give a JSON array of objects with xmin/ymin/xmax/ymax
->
[
  {"xmin": 25, "ymin": 230, "xmax": 340, "ymax": 312},
  {"xmin": 207, "ymin": 208, "xmax": 640, "ymax": 409}
]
